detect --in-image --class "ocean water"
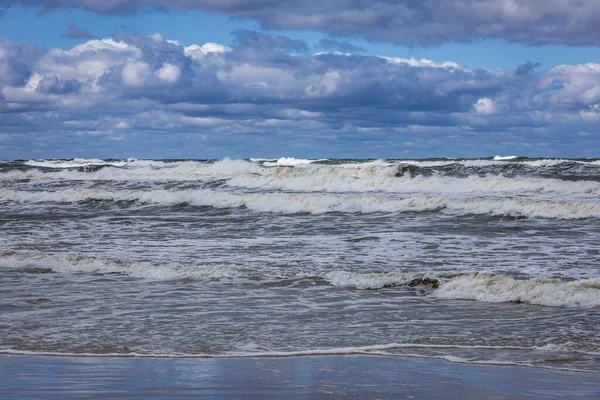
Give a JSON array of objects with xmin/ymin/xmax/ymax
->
[{"xmin": 0, "ymin": 157, "xmax": 599, "ymax": 372}]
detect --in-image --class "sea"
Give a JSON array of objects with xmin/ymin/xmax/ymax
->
[{"xmin": 0, "ymin": 156, "xmax": 599, "ymax": 373}]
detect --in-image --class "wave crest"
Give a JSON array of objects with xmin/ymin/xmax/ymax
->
[
  {"xmin": 434, "ymin": 274, "xmax": 600, "ymax": 308},
  {"xmin": 2, "ymin": 187, "xmax": 599, "ymax": 219},
  {"xmin": 2, "ymin": 251, "xmax": 598, "ymax": 308}
]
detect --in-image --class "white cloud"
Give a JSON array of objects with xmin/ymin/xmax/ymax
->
[
  {"xmin": 37, "ymin": 38, "xmax": 142, "ymax": 91},
  {"xmin": 121, "ymin": 62, "xmax": 151, "ymax": 87},
  {"xmin": 156, "ymin": 63, "xmax": 181, "ymax": 83},
  {"xmin": 383, "ymin": 57, "xmax": 464, "ymax": 70},
  {"xmin": 474, "ymin": 98, "xmax": 497, "ymax": 114},
  {"xmin": 180, "ymin": 115, "xmax": 228, "ymax": 125},
  {"xmin": 2, "ymin": 32, "xmax": 600, "ymax": 158},
  {"xmin": 580, "ymin": 104, "xmax": 600, "ymax": 121},
  {"xmin": 217, "ymin": 63, "xmax": 296, "ymax": 92},
  {"xmin": 543, "ymin": 63, "xmax": 600, "ymax": 106},
  {"xmin": 65, "ymin": 38, "xmax": 139, "ymax": 57},
  {"xmin": 200, "ymin": 42, "xmax": 231, "ymax": 54},
  {"xmin": 305, "ymin": 70, "xmax": 341, "ymax": 97},
  {"xmin": 149, "ymin": 33, "xmax": 164, "ymax": 42},
  {"xmin": 24, "ymin": 73, "xmax": 44, "ymax": 92},
  {"xmin": 184, "ymin": 42, "xmax": 232, "ymax": 60}
]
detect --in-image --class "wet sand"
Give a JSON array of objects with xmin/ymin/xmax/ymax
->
[{"xmin": 1, "ymin": 354, "xmax": 598, "ymax": 399}]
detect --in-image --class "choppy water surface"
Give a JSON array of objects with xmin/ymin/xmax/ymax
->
[{"xmin": 1, "ymin": 157, "xmax": 599, "ymax": 371}]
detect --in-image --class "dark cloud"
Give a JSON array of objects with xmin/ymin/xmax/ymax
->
[
  {"xmin": 516, "ymin": 61, "xmax": 541, "ymax": 76},
  {"xmin": 0, "ymin": 0, "xmax": 160, "ymax": 13},
  {"xmin": 61, "ymin": 23, "xmax": 95, "ymax": 39},
  {"xmin": 232, "ymin": 29, "xmax": 308, "ymax": 52},
  {"xmin": 37, "ymin": 76, "xmax": 82, "ymax": 94},
  {"xmin": 1, "ymin": 33, "xmax": 600, "ymax": 158},
  {"xmin": 317, "ymin": 38, "xmax": 365, "ymax": 53},
  {"xmin": 3, "ymin": 1, "xmax": 600, "ymax": 46},
  {"xmin": 0, "ymin": 38, "xmax": 39, "ymax": 87}
]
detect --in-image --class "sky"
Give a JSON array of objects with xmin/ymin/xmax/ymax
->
[{"xmin": 0, "ymin": 1, "xmax": 599, "ymax": 159}]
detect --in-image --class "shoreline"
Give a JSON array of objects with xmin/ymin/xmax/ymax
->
[
  {"xmin": 1, "ymin": 354, "xmax": 598, "ymax": 399},
  {"xmin": 0, "ymin": 349, "xmax": 596, "ymax": 374}
]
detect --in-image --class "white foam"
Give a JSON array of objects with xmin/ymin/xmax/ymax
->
[
  {"xmin": 0, "ymin": 343, "xmax": 534, "ymax": 357},
  {"xmin": 493, "ymin": 155, "xmax": 519, "ymax": 160},
  {"xmin": 1, "ymin": 344, "xmax": 594, "ymax": 372},
  {"xmin": 325, "ymin": 270, "xmax": 422, "ymax": 289},
  {"xmin": 324, "ymin": 270, "xmax": 600, "ymax": 308},
  {"xmin": 2, "ymin": 187, "xmax": 599, "ymax": 219},
  {"xmin": 0, "ymin": 251, "xmax": 248, "ymax": 280},
  {"xmin": 5, "ymin": 159, "xmax": 600, "ymax": 193},
  {"xmin": 24, "ymin": 158, "xmax": 127, "ymax": 168},
  {"xmin": 226, "ymin": 164, "xmax": 600, "ymax": 197},
  {"xmin": 434, "ymin": 274, "xmax": 600, "ymax": 307},
  {"xmin": 3, "ymin": 159, "xmax": 264, "ymax": 182},
  {"xmin": 400, "ymin": 158, "xmax": 598, "ymax": 167},
  {"xmin": 262, "ymin": 157, "xmax": 325, "ymax": 167},
  {"xmin": 249, "ymin": 158, "xmax": 274, "ymax": 162},
  {"xmin": 2, "ymin": 251, "xmax": 598, "ymax": 308}
]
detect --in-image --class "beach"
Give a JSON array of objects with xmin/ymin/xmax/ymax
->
[{"xmin": 1, "ymin": 354, "xmax": 599, "ymax": 399}]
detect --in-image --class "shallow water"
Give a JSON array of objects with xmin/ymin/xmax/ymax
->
[
  {"xmin": 1, "ymin": 157, "xmax": 599, "ymax": 371},
  {"xmin": 2, "ymin": 355, "xmax": 599, "ymax": 399}
]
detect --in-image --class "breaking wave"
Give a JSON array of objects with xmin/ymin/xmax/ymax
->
[
  {"xmin": 24, "ymin": 158, "xmax": 128, "ymax": 169},
  {"xmin": 0, "ymin": 251, "xmax": 253, "ymax": 281},
  {"xmin": 325, "ymin": 271, "xmax": 600, "ymax": 307},
  {"xmin": 2, "ymin": 251, "xmax": 598, "ymax": 308},
  {"xmin": 2, "ymin": 158, "xmax": 600, "ymax": 184},
  {"xmin": 1, "ymin": 187, "xmax": 599, "ymax": 219},
  {"xmin": 433, "ymin": 274, "xmax": 600, "ymax": 308},
  {"xmin": 226, "ymin": 165, "xmax": 600, "ymax": 195}
]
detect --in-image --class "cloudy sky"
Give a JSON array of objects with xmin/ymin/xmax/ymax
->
[{"xmin": 1, "ymin": 1, "xmax": 599, "ymax": 159}]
